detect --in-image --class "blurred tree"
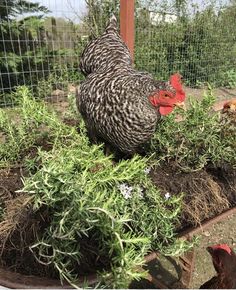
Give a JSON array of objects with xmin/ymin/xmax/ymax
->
[
  {"xmin": 0, "ymin": 1, "xmax": 49, "ymax": 95},
  {"xmin": 83, "ymin": 0, "xmax": 119, "ymax": 37},
  {"xmin": 174, "ymin": 0, "xmax": 188, "ymax": 18},
  {"xmin": 135, "ymin": 1, "xmax": 236, "ymax": 87},
  {"xmin": 0, "ymin": 0, "xmax": 49, "ymax": 21}
]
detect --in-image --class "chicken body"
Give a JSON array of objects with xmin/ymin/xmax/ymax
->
[
  {"xmin": 77, "ymin": 15, "xmax": 184, "ymax": 154},
  {"xmin": 79, "ymin": 15, "xmax": 132, "ymax": 77},
  {"xmin": 78, "ymin": 65, "xmax": 172, "ymax": 154},
  {"xmin": 200, "ymin": 244, "xmax": 236, "ymax": 289}
]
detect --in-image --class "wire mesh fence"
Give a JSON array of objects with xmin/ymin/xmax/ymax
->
[
  {"xmin": 0, "ymin": 0, "xmax": 84, "ymax": 106},
  {"xmin": 135, "ymin": 0, "xmax": 236, "ymax": 87},
  {"xmin": 0, "ymin": 0, "xmax": 236, "ymax": 107}
]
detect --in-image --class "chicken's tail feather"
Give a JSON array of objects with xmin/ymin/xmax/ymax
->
[{"xmin": 105, "ymin": 14, "xmax": 118, "ymax": 34}]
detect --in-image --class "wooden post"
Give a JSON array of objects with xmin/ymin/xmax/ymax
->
[{"xmin": 120, "ymin": 0, "xmax": 135, "ymax": 62}]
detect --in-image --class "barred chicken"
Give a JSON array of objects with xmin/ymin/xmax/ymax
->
[
  {"xmin": 77, "ymin": 15, "xmax": 185, "ymax": 155},
  {"xmin": 200, "ymin": 244, "xmax": 236, "ymax": 289}
]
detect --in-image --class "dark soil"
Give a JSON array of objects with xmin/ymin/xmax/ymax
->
[
  {"xmin": 206, "ymin": 165, "xmax": 236, "ymax": 205},
  {"xmin": 63, "ymin": 117, "xmax": 80, "ymax": 127},
  {"xmin": 0, "ymin": 165, "xmax": 56, "ymax": 278},
  {"xmin": 150, "ymin": 162, "xmax": 236, "ymax": 231},
  {"xmin": 0, "ymin": 135, "xmax": 56, "ymax": 278},
  {"xmin": 0, "ymin": 167, "xmax": 25, "ymax": 199}
]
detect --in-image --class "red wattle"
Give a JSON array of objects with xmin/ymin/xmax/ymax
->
[{"xmin": 159, "ymin": 106, "xmax": 173, "ymax": 115}]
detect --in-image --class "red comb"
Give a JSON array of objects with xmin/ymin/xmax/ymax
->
[
  {"xmin": 210, "ymin": 244, "xmax": 232, "ymax": 255},
  {"xmin": 170, "ymin": 73, "xmax": 185, "ymax": 102}
]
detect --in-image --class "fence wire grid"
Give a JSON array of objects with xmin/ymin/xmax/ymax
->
[{"xmin": 0, "ymin": 0, "xmax": 236, "ymax": 107}]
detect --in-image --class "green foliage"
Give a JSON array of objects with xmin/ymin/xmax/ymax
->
[
  {"xmin": 0, "ymin": 86, "xmax": 79, "ymax": 167},
  {"xmin": 135, "ymin": 4, "xmax": 236, "ymax": 87},
  {"xmin": 0, "ymin": 0, "xmax": 49, "ymax": 21},
  {"xmin": 149, "ymin": 89, "xmax": 236, "ymax": 171},
  {"xmin": 0, "ymin": 2, "xmax": 84, "ymax": 102},
  {"xmin": 224, "ymin": 69, "xmax": 236, "ymax": 88},
  {"xmin": 1, "ymin": 86, "xmax": 191, "ymax": 288},
  {"xmin": 83, "ymin": 0, "xmax": 120, "ymax": 37},
  {"xmin": 64, "ymin": 92, "xmax": 79, "ymax": 119},
  {"xmin": 0, "ymin": 103, "xmax": 38, "ymax": 167},
  {"xmin": 0, "ymin": 1, "xmax": 50, "ymax": 97},
  {"xmin": 22, "ymin": 139, "xmax": 190, "ymax": 288},
  {"xmin": 34, "ymin": 62, "xmax": 83, "ymax": 100}
]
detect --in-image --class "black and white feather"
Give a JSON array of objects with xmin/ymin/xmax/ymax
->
[{"xmin": 77, "ymin": 15, "xmax": 171, "ymax": 154}]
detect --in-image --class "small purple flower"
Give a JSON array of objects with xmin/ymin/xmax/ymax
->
[
  {"xmin": 144, "ymin": 167, "xmax": 151, "ymax": 175},
  {"xmin": 164, "ymin": 192, "xmax": 171, "ymax": 200},
  {"xmin": 118, "ymin": 183, "xmax": 133, "ymax": 199}
]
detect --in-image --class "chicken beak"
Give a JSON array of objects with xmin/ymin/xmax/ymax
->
[
  {"xmin": 230, "ymin": 104, "xmax": 236, "ymax": 111},
  {"xmin": 175, "ymin": 101, "xmax": 186, "ymax": 111},
  {"xmin": 206, "ymin": 246, "xmax": 214, "ymax": 255}
]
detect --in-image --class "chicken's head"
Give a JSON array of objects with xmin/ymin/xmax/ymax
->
[
  {"xmin": 207, "ymin": 244, "xmax": 236, "ymax": 274},
  {"xmin": 222, "ymin": 99, "xmax": 236, "ymax": 113},
  {"xmin": 149, "ymin": 73, "xmax": 186, "ymax": 115}
]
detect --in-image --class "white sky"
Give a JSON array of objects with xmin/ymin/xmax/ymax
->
[
  {"xmin": 32, "ymin": 0, "xmax": 230, "ymax": 22},
  {"xmin": 35, "ymin": 0, "xmax": 87, "ymax": 22}
]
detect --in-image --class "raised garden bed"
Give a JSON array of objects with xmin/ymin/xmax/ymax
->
[
  {"xmin": 0, "ymin": 88, "xmax": 235, "ymax": 288},
  {"xmin": 1, "ymin": 207, "xmax": 236, "ymax": 289}
]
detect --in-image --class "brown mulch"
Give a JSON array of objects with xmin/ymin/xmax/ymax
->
[
  {"xmin": 0, "ymin": 161, "xmax": 58, "ymax": 278},
  {"xmin": 0, "ymin": 167, "xmax": 25, "ymax": 199},
  {"xmin": 150, "ymin": 162, "xmax": 236, "ymax": 231}
]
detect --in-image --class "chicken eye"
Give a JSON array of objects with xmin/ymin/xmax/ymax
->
[{"xmin": 163, "ymin": 93, "xmax": 171, "ymax": 98}]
